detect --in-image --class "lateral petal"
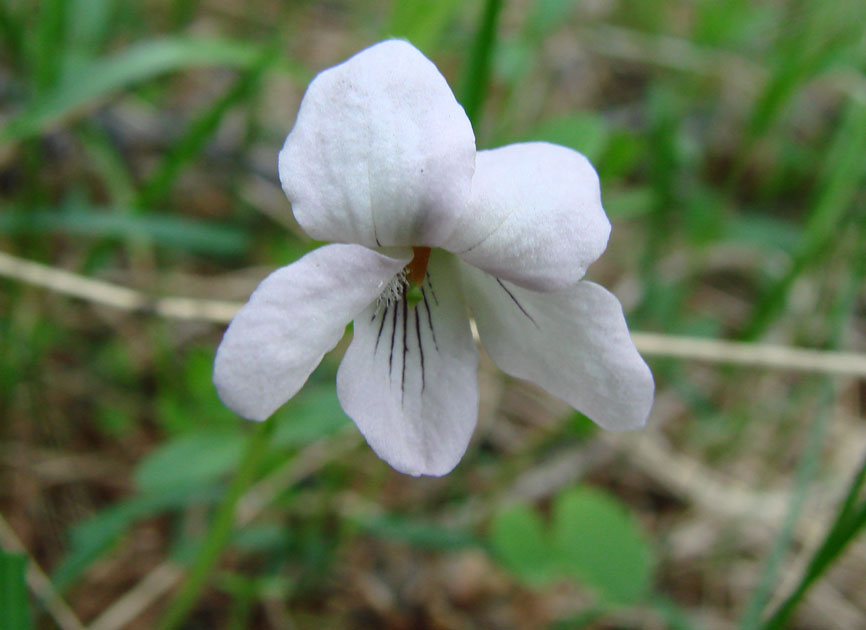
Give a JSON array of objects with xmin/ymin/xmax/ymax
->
[
  {"xmin": 461, "ymin": 264, "xmax": 653, "ymax": 430},
  {"xmin": 337, "ymin": 252, "xmax": 479, "ymax": 476},
  {"xmin": 213, "ymin": 244, "xmax": 410, "ymax": 421},
  {"xmin": 446, "ymin": 142, "xmax": 611, "ymax": 291},
  {"xmin": 279, "ymin": 40, "xmax": 476, "ymax": 248}
]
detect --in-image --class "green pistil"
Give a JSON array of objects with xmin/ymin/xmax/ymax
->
[{"xmin": 407, "ymin": 284, "xmax": 423, "ymax": 307}]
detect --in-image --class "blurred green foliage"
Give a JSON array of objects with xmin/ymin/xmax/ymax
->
[{"xmin": 491, "ymin": 487, "xmax": 653, "ymax": 604}]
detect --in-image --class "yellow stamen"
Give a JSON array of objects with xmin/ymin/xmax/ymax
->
[{"xmin": 406, "ymin": 247, "xmax": 431, "ymax": 286}]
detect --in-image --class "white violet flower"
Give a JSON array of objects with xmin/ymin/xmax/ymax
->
[{"xmin": 213, "ymin": 40, "xmax": 654, "ymax": 476}]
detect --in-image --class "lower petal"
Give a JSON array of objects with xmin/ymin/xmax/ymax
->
[
  {"xmin": 337, "ymin": 252, "xmax": 479, "ymax": 476},
  {"xmin": 213, "ymin": 244, "xmax": 410, "ymax": 421},
  {"xmin": 461, "ymin": 264, "xmax": 654, "ymax": 431}
]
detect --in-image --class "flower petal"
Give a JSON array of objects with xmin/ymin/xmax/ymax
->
[
  {"xmin": 337, "ymin": 252, "xmax": 479, "ymax": 476},
  {"xmin": 446, "ymin": 142, "xmax": 611, "ymax": 291},
  {"xmin": 213, "ymin": 244, "xmax": 411, "ymax": 421},
  {"xmin": 279, "ymin": 40, "xmax": 476, "ymax": 249},
  {"xmin": 461, "ymin": 264, "xmax": 653, "ymax": 430}
]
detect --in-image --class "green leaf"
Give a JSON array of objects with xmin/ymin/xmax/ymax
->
[
  {"xmin": 53, "ymin": 485, "xmax": 222, "ymax": 590},
  {"xmin": 271, "ymin": 386, "xmax": 349, "ymax": 448},
  {"xmin": 135, "ymin": 430, "xmax": 245, "ymax": 494},
  {"xmin": 552, "ymin": 488, "xmax": 653, "ymax": 604},
  {"xmin": 490, "ymin": 504, "xmax": 558, "ymax": 585},
  {"xmin": 0, "ymin": 552, "xmax": 32, "ymax": 630}
]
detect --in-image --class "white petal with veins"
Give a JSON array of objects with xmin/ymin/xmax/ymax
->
[
  {"xmin": 337, "ymin": 252, "xmax": 479, "ymax": 476},
  {"xmin": 213, "ymin": 244, "xmax": 410, "ymax": 421},
  {"xmin": 461, "ymin": 263, "xmax": 654, "ymax": 430}
]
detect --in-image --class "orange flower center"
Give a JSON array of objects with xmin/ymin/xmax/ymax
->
[{"xmin": 406, "ymin": 247, "xmax": 431, "ymax": 286}]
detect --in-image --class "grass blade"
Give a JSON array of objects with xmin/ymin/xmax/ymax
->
[
  {"xmin": 761, "ymin": 455, "xmax": 866, "ymax": 630},
  {"xmin": 0, "ymin": 207, "xmax": 251, "ymax": 256},
  {"xmin": 742, "ymin": 98, "xmax": 866, "ymax": 339},
  {"xmin": 741, "ymin": 213, "xmax": 866, "ymax": 629},
  {"xmin": 1, "ymin": 37, "xmax": 280, "ymax": 147},
  {"xmin": 137, "ymin": 49, "xmax": 273, "ymax": 210},
  {"xmin": 459, "ymin": 0, "xmax": 504, "ymax": 133},
  {"xmin": 0, "ymin": 552, "xmax": 33, "ymax": 630}
]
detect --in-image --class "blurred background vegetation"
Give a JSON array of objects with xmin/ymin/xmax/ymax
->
[{"xmin": 1, "ymin": 0, "xmax": 865, "ymax": 628}]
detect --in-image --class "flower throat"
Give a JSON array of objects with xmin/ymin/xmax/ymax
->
[{"xmin": 377, "ymin": 247, "xmax": 431, "ymax": 310}]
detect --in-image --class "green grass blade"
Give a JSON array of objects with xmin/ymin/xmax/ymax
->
[
  {"xmin": 0, "ymin": 208, "xmax": 251, "ymax": 256},
  {"xmin": 762, "ymin": 455, "xmax": 866, "ymax": 630},
  {"xmin": 63, "ymin": 0, "xmax": 112, "ymax": 77},
  {"xmin": 742, "ymin": 98, "xmax": 866, "ymax": 339},
  {"xmin": 0, "ymin": 2, "xmax": 26, "ymax": 71},
  {"xmin": 734, "ymin": 0, "xmax": 866, "ymax": 180},
  {"xmin": 137, "ymin": 49, "xmax": 273, "ymax": 210},
  {"xmin": 741, "ymin": 213, "xmax": 866, "ymax": 629},
  {"xmin": 459, "ymin": 0, "xmax": 504, "ymax": 133},
  {"xmin": 0, "ymin": 552, "xmax": 33, "ymax": 630},
  {"xmin": 32, "ymin": 0, "xmax": 67, "ymax": 94},
  {"xmin": 836, "ymin": 454, "xmax": 866, "ymax": 524},
  {"xmin": 1, "ymin": 37, "xmax": 279, "ymax": 147},
  {"xmin": 757, "ymin": 221, "xmax": 866, "ymax": 629},
  {"xmin": 737, "ymin": 381, "xmax": 834, "ymax": 630}
]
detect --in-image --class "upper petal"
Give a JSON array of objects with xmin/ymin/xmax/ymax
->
[
  {"xmin": 336, "ymin": 251, "xmax": 479, "ymax": 476},
  {"xmin": 461, "ymin": 264, "xmax": 653, "ymax": 430},
  {"xmin": 213, "ymin": 244, "xmax": 410, "ymax": 421},
  {"xmin": 279, "ymin": 40, "xmax": 476, "ymax": 249},
  {"xmin": 445, "ymin": 142, "xmax": 611, "ymax": 291}
]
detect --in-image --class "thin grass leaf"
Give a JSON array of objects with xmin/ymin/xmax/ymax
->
[
  {"xmin": 0, "ymin": 2, "xmax": 26, "ymax": 70},
  {"xmin": 68, "ymin": 0, "xmax": 110, "ymax": 53},
  {"xmin": 761, "ymin": 457, "xmax": 866, "ymax": 630},
  {"xmin": 742, "ymin": 99, "xmax": 866, "ymax": 339},
  {"xmin": 0, "ymin": 207, "xmax": 251, "ymax": 256},
  {"xmin": 137, "ymin": 49, "xmax": 273, "ymax": 209},
  {"xmin": 737, "ymin": 381, "xmax": 834, "ymax": 630},
  {"xmin": 740, "ymin": 211, "xmax": 866, "ymax": 630},
  {"xmin": 77, "ymin": 123, "xmax": 137, "ymax": 204},
  {"xmin": 836, "ymin": 454, "xmax": 866, "ymax": 524},
  {"xmin": 758, "ymin": 221, "xmax": 866, "ymax": 629},
  {"xmin": 63, "ymin": 0, "xmax": 112, "ymax": 77},
  {"xmin": 739, "ymin": 1, "xmax": 866, "ymax": 162},
  {"xmin": 0, "ymin": 552, "xmax": 33, "ymax": 630},
  {"xmin": 459, "ymin": 0, "xmax": 504, "ymax": 132},
  {"xmin": 32, "ymin": 0, "xmax": 67, "ymax": 94},
  {"xmin": 1, "ymin": 37, "xmax": 294, "ymax": 146}
]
